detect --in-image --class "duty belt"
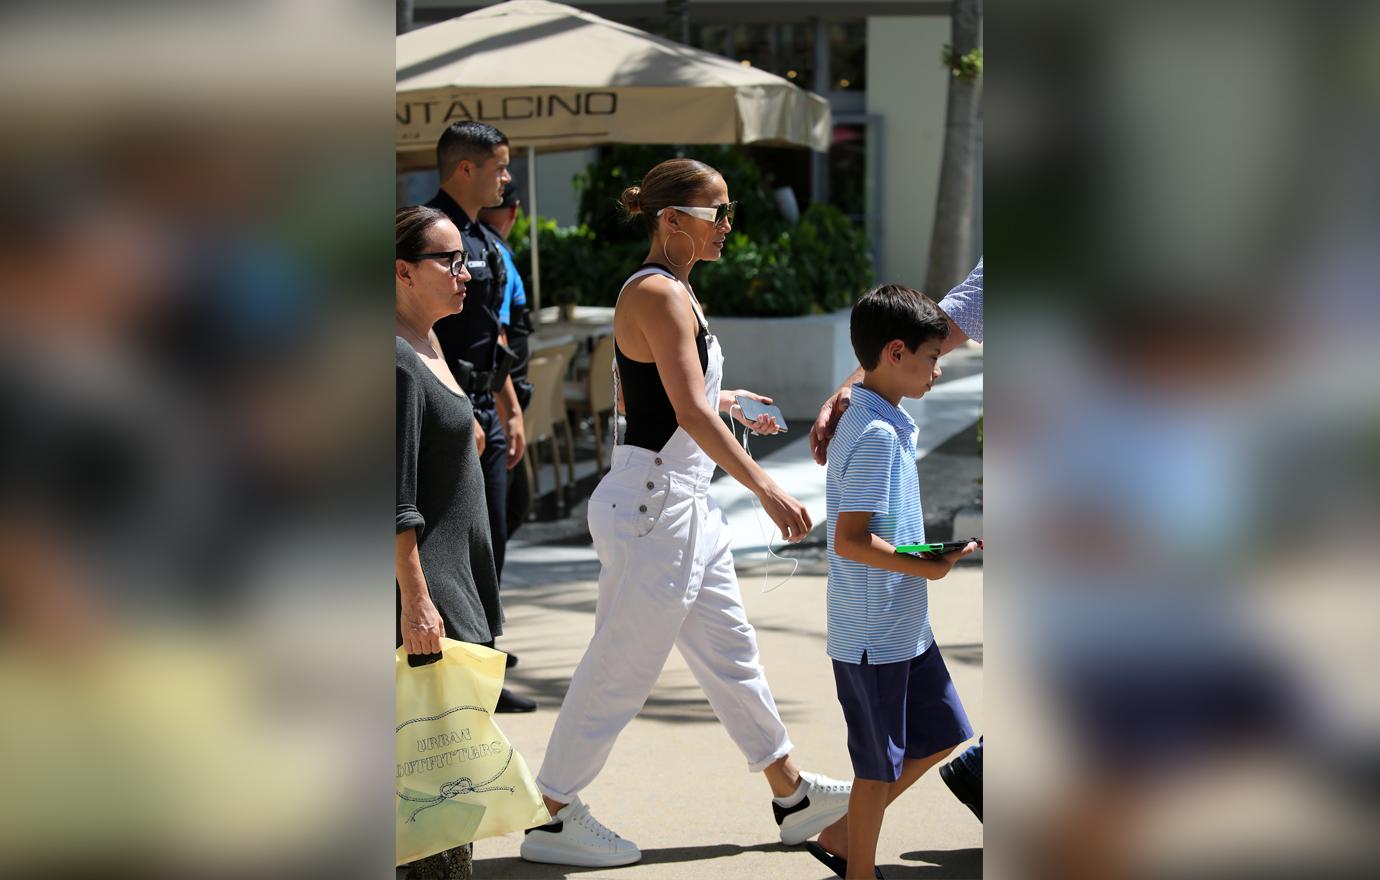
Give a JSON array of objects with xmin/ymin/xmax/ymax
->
[
  {"xmin": 459, "ymin": 368, "xmax": 504, "ymax": 396},
  {"xmin": 454, "ymin": 342, "xmax": 517, "ymax": 396}
]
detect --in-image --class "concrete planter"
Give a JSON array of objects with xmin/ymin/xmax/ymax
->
[{"xmin": 712, "ymin": 308, "xmax": 856, "ymax": 420}]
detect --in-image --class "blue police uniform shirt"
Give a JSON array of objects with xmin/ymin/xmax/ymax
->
[{"xmin": 495, "ymin": 240, "xmax": 526, "ymax": 327}]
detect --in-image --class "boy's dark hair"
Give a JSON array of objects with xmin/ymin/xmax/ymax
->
[
  {"xmin": 437, "ymin": 122, "xmax": 509, "ymax": 181},
  {"xmin": 850, "ymin": 284, "xmax": 949, "ymax": 370}
]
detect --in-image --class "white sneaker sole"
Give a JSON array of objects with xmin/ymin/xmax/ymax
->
[
  {"xmin": 519, "ymin": 838, "xmax": 642, "ymax": 868},
  {"xmin": 779, "ymin": 797, "xmax": 851, "ymax": 846}
]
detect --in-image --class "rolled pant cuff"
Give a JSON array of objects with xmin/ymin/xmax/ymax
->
[
  {"xmin": 745, "ymin": 738, "xmax": 795, "ymax": 774},
  {"xmin": 535, "ymin": 778, "xmax": 577, "ymax": 805}
]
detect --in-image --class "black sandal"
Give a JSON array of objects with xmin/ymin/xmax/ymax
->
[{"xmin": 805, "ymin": 841, "xmax": 884, "ymax": 879}]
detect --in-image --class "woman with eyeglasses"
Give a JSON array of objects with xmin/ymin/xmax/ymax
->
[
  {"xmin": 394, "ymin": 203, "xmax": 503, "ymax": 661},
  {"xmin": 522, "ymin": 160, "xmax": 850, "ymax": 869},
  {"xmin": 394, "ymin": 205, "xmax": 504, "ymax": 877}
]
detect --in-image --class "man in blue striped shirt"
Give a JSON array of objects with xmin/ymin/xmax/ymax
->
[{"xmin": 809, "ymin": 285, "xmax": 977, "ymax": 880}]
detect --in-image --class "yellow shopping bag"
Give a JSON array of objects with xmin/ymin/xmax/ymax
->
[{"xmin": 396, "ymin": 639, "xmax": 550, "ymax": 866}]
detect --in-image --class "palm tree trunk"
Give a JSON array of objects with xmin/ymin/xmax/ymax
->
[{"xmin": 925, "ymin": 0, "xmax": 982, "ymax": 298}]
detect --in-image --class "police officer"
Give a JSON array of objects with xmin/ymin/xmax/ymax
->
[
  {"xmin": 426, "ymin": 121, "xmax": 536, "ymax": 713},
  {"xmin": 478, "ymin": 183, "xmax": 535, "ymax": 537}
]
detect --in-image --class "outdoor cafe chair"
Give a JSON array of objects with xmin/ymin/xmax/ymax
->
[
  {"xmin": 522, "ymin": 352, "xmax": 571, "ymax": 515},
  {"xmin": 563, "ymin": 332, "xmax": 616, "ymax": 473}
]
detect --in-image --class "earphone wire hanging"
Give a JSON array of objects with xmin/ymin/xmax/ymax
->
[{"xmin": 728, "ymin": 404, "xmax": 799, "ymax": 594}]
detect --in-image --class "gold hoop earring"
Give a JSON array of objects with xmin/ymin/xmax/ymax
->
[{"xmin": 663, "ymin": 228, "xmax": 695, "ymax": 269}]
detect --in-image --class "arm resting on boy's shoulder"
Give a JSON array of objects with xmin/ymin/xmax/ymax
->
[
  {"xmin": 494, "ymin": 328, "xmax": 526, "ymax": 470},
  {"xmin": 809, "ymin": 366, "xmax": 865, "ymax": 465}
]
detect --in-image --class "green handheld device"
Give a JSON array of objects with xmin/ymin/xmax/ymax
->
[{"xmin": 895, "ymin": 539, "xmax": 983, "ymax": 555}]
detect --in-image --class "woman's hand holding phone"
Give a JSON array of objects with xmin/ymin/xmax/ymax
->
[{"xmin": 724, "ymin": 389, "xmax": 786, "ymax": 435}]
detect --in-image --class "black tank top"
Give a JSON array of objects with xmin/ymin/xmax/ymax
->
[{"xmin": 614, "ymin": 264, "xmax": 710, "ymax": 452}]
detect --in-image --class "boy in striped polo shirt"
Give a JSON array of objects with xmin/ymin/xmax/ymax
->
[{"xmin": 812, "ymin": 284, "xmax": 977, "ymax": 879}]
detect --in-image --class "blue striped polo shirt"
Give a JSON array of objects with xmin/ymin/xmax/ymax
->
[{"xmin": 825, "ymin": 384, "xmax": 932, "ymax": 664}]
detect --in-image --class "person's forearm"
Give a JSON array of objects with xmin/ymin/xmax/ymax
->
[
  {"xmin": 835, "ymin": 528, "xmax": 953, "ymax": 579},
  {"xmin": 677, "ymin": 405, "xmax": 771, "ymax": 494},
  {"xmin": 495, "ymin": 375, "xmax": 521, "ymax": 423},
  {"xmin": 492, "ymin": 327, "xmax": 522, "ymax": 421},
  {"xmin": 940, "ymin": 314, "xmax": 970, "ymax": 357},
  {"xmin": 396, "ymin": 530, "xmax": 431, "ymax": 602}
]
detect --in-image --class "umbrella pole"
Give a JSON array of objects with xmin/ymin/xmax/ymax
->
[{"xmin": 527, "ymin": 145, "xmax": 541, "ymax": 320}]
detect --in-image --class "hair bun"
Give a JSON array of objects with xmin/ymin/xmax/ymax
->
[{"xmin": 619, "ymin": 185, "xmax": 642, "ymax": 216}]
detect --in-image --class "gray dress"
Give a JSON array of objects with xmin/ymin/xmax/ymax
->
[{"xmin": 396, "ymin": 337, "xmax": 502, "ymax": 646}]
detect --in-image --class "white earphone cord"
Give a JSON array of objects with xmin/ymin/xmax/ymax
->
[{"xmin": 730, "ymin": 405, "xmax": 799, "ymax": 594}]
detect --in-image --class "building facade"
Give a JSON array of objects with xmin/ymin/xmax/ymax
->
[{"xmin": 404, "ymin": 0, "xmax": 981, "ymax": 288}]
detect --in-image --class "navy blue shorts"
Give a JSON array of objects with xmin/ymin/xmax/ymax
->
[{"xmin": 832, "ymin": 642, "xmax": 974, "ymax": 782}]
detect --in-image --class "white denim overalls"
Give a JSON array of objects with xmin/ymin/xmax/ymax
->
[{"xmin": 535, "ymin": 267, "xmax": 793, "ymax": 803}]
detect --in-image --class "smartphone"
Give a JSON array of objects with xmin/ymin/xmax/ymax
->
[
  {"xmin": 734, "ymin": 395, "xmax": 788, "ymax": 432},
  {"xmin": 895, "ymin": 539, "xmax": 982, "ymax": 556}
]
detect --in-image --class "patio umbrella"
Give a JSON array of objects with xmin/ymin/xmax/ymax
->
[{"xmin": 396, "ymin": 0, "xmax": 832, "ymax": 311}]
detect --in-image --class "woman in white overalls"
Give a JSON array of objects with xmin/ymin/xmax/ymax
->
[{"xmin": 521, "ymin": 159, "xmax": 852, "ymax": 868}]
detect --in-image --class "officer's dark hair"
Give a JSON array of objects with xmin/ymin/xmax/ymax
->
[
  {"xmin": 396, "ymin": 204, "xmax": 451, "ymax": 258},
  {"xmin": 619, "ymin": 158, "xmax": 720, "ymax": 237},
  {"xmin": 437, "ymin": 122, "xmax": 509, "ymax": 182},
  {"xmin": 850, "ymin": 283, "xmax": 950, "ymax": 370}
]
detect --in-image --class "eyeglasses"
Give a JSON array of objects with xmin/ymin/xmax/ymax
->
[
  {"xmin": 404, "ymin": 250, "xmax": 469, "ymax": 277},
  {"xmin": 659, "ymin": 201, "xmax": 737, "ymax": 226}
]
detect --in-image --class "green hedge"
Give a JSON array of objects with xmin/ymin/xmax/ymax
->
[{"xmin": 508, "ymin": 145, "xmax": 873, "ymax": 318}]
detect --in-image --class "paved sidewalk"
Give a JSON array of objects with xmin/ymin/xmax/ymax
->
[
  {"xmin": 454, "ymin": 348, "xmax": 985, "ymax": 878},
  {"xmin": 475, "ymin": 559, "xmax": 984, "ymax": 879}
]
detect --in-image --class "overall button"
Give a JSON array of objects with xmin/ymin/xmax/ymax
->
[
  {"xmin": 638, "ymin": 504, "xmax": 647, "ymax": 513},
  {"xmin": 654, "ymin": 457, "xmax": 662, "ymax": 465},
  {"xmin": 646, "ymin": 481, "xmax": 655, "ymax": 490}
]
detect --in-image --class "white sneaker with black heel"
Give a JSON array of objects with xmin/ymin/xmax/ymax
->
[
  {"xmin": 519, "ymin": 797, "xmax": 641, "ymax": 867},
  {"xmin": 775, "ymin": 771, "xmax": 853, "ymax": 845}
]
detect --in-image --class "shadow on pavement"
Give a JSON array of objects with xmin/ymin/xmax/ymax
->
[
  {"xmin": 497, "ymin": 565, "xmax": 814, "ymax": 725},
  {"xmin": 476, "ymin": 841, "xmax": 795, "ymax": 877},
  {"xmin": 895, "ymin": 846, "xmax": 983, "ymax": 878},
  {"xmin": 505, "ymin": 558, "xmax": 605, "ymax": 591},
  {"xmin": 502, "ymin": 660, "xmax": 810, "ymax": 726},
  {"xmin": 941, "ymin": 642, "xmax": 984, "ymax": 668},
  {"xmin": 474, "ymin": 844, "xmax": 982, "ymax": 879}
]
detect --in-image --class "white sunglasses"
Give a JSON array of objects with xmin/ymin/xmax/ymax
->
[{"xmin": 657, "ymin": 201, "xmax": 737, "ymax": 225}]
